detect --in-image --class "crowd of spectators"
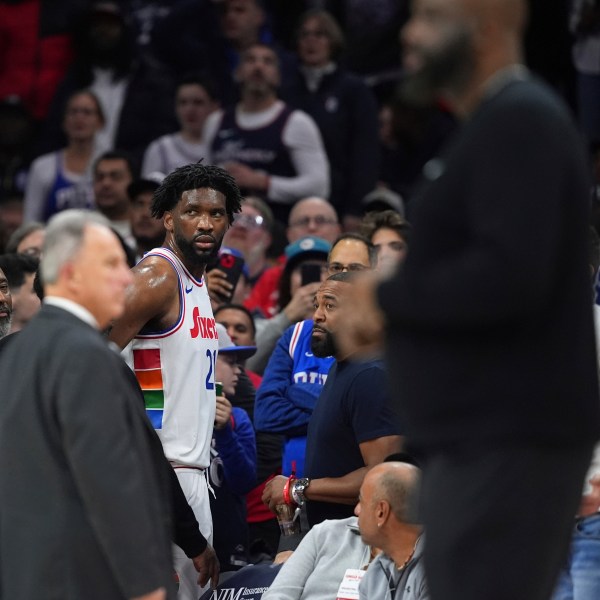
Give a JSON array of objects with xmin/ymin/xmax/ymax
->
[{"xmin": 0, "ymin": 1, "xmax": 594, "ymax": 243}]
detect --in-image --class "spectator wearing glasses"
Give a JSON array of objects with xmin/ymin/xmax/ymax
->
[
  {"xmin": 221, "ymin": 196, "xmax": 274, "ymax": 287},
  {"xmin": 5, "ymin": 222, "xmax": 46, "ymax": 258},
  {"xmin": 287, "ymin": 197, "xmax": 341, "ymax": 243},
  {"xmin": 245, "ymin": 197, "xmax": 341, "ymax": 319},
  {"xmin": 327, "ymin": 233, "xmax": 376, "ymax": 276}
]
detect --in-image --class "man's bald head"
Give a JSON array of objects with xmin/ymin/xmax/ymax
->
[
  {"xmin": 369, "ymin": 461, "xmax": 421, "ymax": 523},
  {"xmin": 464, "ymin": 0, "xmax": 528, "ymax": 35},
  {"xmin": 289, "ymin": 197, "xmax": 335, "ymax": 221},
  {"xmin": 287, "ymin": 197, "xmax": 340, "ymax": 243}
]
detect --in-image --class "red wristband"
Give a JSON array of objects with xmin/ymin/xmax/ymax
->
[{"xmin": 283, "ymin": 476, "xmax": 295, "ymax": 505}]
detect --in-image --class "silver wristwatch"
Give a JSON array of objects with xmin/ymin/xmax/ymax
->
[{"xmin": 291, "ymin": 478, "xmax": 310, "ymax": 506}]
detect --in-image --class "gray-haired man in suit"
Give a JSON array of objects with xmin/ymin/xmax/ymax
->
[{"xmin": 0, "ymin": 210, "xmax": 175, "ymax": 600}]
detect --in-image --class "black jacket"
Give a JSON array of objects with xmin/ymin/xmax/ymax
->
[
  {"xmin": 379, "ymin": 76, "xmax": 600, "ymax": 450},
  {"xmin": 0, "ymin": 305, "xmax": 177, "ymax": 599}
]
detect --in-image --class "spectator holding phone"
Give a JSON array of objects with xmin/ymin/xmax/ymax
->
[
  {"xmin": 248, "ymin": 236, "xmax": 331, "ymax": 375},
  {"xmin": 245, "ymin": 197, "xmax": 341, "ymax": 320},
  {"xmin": 207, "ymin": 247, "xmax": 252, "ymax": 311},
  {"xmin": 221, "ymin": 197, "xmax": 274, "ymax": 286}
]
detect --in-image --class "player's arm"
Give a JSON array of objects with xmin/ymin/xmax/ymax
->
[
  {"xmin": 108, "ymin": 258, "xmax": 179, "ymax": 349},
  {"xmin": 262, "ymin": 434, "xmax": 402, "ymax": 509}
]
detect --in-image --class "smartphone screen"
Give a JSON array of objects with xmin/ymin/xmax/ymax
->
[
  {"xmin": 300, "ymin": 262, "xmax": 323, "ymax": 286},
  {"xmin": 217, "ymin": 253, "xmax": 245, "ymax": 298}
]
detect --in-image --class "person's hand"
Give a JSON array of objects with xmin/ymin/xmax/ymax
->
[
  {"xmin": 224, "ymin": 162, "xmax": 268, "ymax": 191},
  {"xmin": 262, "ymin": 475, "xmax": 288, "ymax": 511},
  {"xmin": 335, "ymin": 270, "xmax": 387, "ymax": 359},
  {"xmin": 191, "ymin": 544, "xmax": 220, "ymax": 589},
  {"xmin": 578, "ymin": 474, "xmax": 600, "ymax": 517},
  {"xmin": 214, "ymin": 395, "xmax": 233, "ymax": 430},
  {"xmin": 131, "ymin": 588, "xmax": 166, "ymax": 600},
  {"xmin": 283, "ymin": 282, "xmax": 321, "ymax": 323},
  {"xmin": 206, "ymin": 269, "xmax": 233, "ymax": 306},
  {"xmin": 273, "ymin": 550, "xmax": 294, "ymax": 564}
]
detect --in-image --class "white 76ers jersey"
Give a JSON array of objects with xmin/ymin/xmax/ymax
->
[{"xmin": 124, "ymin": 247, "xmax": 218, "ymax": 468}]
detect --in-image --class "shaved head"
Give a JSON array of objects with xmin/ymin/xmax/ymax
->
[
  {"xmin": 288, "ymin": 197, "xmax": 336, "ymax": 224},
  {"xmin": 465, "ymin": 0, "xmax": 528, "ymax": 34},
  {"xmin": 287, "ymin": 197, "xmax": 340, "ymax": 243},
  {"xmin": 369, "ymin": 462, "xmax": 421, "ymax": 523}
]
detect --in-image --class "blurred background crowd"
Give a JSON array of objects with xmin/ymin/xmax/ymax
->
[{"xmin": 0, "ymin": 0, "xmax": 595, "ymax": 254}]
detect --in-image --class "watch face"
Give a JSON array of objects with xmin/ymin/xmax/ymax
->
[{"xmin": 293, "ymin": 479, "xmax": 309, "ymax": 506}]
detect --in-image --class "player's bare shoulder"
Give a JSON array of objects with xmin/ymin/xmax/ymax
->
[
  {"xmin": 132, "ymin": 253, "xmax": 180, "ymax": 296},
  {"xmin": 109, "ymin": 253, "xmax": 181, "ymax": 348},
  {"xmin": 128, "ymin": 256, "xmax": 178, "ymax": 315}
]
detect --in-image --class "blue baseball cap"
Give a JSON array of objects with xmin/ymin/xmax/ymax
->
[{"xmin": 284, "ymin": 236, "xmax": 331, "ymax": 269}]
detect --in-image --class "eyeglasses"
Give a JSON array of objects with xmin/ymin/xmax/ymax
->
[
  {"xmin": 289, "ymin": 215, "xmax": 338, "ymax": 228},
  {"xmin": 19, "ymin": 247, "xmax": 42, "ymax": 259},
  {"xmin": 327, "ymin": 262, "xmax": 369, "ymax": 274},
  {"xmin": 231, "ymin": 214, "xmax": 264, "ymax": 229}
]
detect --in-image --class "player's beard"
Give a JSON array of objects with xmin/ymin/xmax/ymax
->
[
  {"xmin": 400, "ymin": 24, "xmax": 476, "ymax": 108},
  {"xmin": 175, "ymin": 231, "xmax": 221, "ymax": 266},
  {"xmin": 311, "ymin": 327, "xmax": 337, "ymax": 358}
]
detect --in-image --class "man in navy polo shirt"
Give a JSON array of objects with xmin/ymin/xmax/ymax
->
[{"xmin": 262, "ymin": 272, "xmax": 403, "ymax": 527}]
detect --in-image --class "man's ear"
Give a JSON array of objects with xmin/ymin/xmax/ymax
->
[
  {"xmin": 164, "ymin": 211, "xmax": 173, "ymax": 233},
  {"xmin": 377, "ymin": 500, "xmax": 391, "ymax": 526},
  {"xmin": 61, "ymin": 261, "xmax": 81, "ymax": 294}
]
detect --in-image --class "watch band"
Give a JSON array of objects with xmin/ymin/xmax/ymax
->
[{"xmin": 291, "ymin": 478, "xmax": 310, "ymax": 506}]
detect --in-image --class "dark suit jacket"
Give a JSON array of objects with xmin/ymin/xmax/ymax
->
[
  {"xmin": 378, "ymin": 77, "xmax": 600, "ymax": 451},
  {"xmin": 0, "ymin": 305, "xmax": 176, "ymax": 599}
]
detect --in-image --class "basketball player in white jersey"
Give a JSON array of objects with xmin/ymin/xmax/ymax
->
[{"xmin": 109, "ymin": 162, "xmax": 243, "ymax": 599}]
